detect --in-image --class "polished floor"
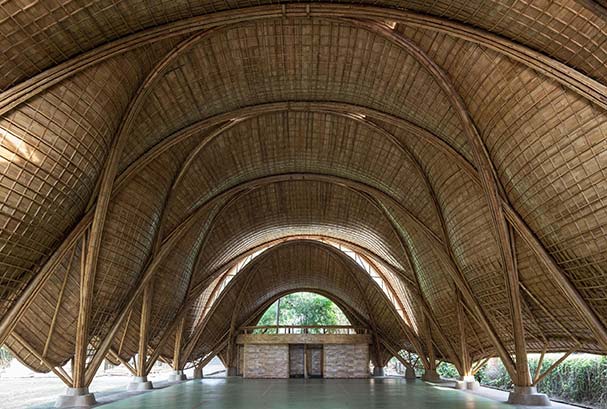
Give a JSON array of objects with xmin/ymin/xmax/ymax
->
[{"xmin": 98, "ymin": 378, "xmax": 527, "ymax": 409}]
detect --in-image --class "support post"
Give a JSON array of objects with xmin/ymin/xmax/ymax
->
[
  {"xmin": 421, "ymin": 316, "xmax": 440, "ymax": 382},
  {"xmin": 454, "ymin": 291, "xmax": 479, "ymax": 390},
  {"xmin": 73, "ymin": 231, "xmax": 93, "ymax": 389},
  {"xmin": 168, "ymin": 318, "xmax": 187, "ymax": 382},
  {"xmin": 194, "ymin": 365, "xmax": 203, "ymax": 379},
  {"xmin": 128, "ymin": 283, "xmax": 154, "ymax": 391},
  {"xmin": 56, "ymin": 231, "xmax": 98, "ymax": 408}
]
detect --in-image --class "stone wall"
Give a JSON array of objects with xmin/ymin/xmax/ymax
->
[
  {"xmin": 243, "ymin": 344, "xmax": 289, "ymax": 378},
  {"xmin": 324, "ymin": 344, "xmax": 369, "ymax": 378}
]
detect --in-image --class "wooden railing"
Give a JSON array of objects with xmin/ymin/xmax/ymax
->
[{"xmin": 239, "ymin": 325, "xmax": 369, "ymax": 335}]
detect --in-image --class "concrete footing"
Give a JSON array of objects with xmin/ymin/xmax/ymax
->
[
  {"xmin": 168, "ymin": 370, "xmax": 187, "ymax": 382},
  {"xmin": 194, "ymin": 367, "xmax": 203, "ymax": 379},
  {"xmin": 455, "ymin": 375, "xmax": 479, "ymax": 391},
  {"xmin": 405, "ymin": 367, "xmax": 416, "ymax": 380},
  {"xmin": 372, "ymin": 366, "xmax": 385, "ymax": 377},
  {"xmin": 421, "ymin": 369, "xmax": 441, "ymax": 382},
  {"xmin": 227, "ymin": 367, "xmax": 238, "ymax": 376},
  {"xmin": 55, "ymin": 387, "xmax": 97, "ymax": 408},
  {"xmin": 507, "ymin": 386, "xmax": 551, "ymax": 406},
  {"xmin": 127, "ymin": 376, "xmax": 154, "ymax": 391}
]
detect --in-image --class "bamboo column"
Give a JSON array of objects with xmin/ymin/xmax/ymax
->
[
  {"xmin": 421, "ymin": 315, "xmax": 440, "ymax": 381},
  {"xmin": 127, "ymin": 282, "xmax": 154, "ymax": 391},
  {"xmin": 73, "ymin": 230, "xmax": 93, "ymax": 389},
  {"xmin": 456, "ymin": 291, "xmax": 470, "ymax": 376},
  {"xmin": 505, "ymin": 226, "xmax": 532, "ymax": 387},
  {"xmin": 168, "ymin": 318, "xmax": 187, "ymax": 382},
  {"xmin": 137, "ymin": 282, "xmax": 153, "ymax": 377},
  {"xmin": 455, "ymin": 292, "xmax": 480, "ymax": 390}
]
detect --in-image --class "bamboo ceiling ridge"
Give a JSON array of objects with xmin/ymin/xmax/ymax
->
[{"xmin": 1, "ymin": 0, "xmax": 607, "ymax": 397}]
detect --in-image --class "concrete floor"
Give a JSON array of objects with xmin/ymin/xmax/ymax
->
[{"xmin": 96, "ymin": 378, "xmax": 552, "ymax": 409}]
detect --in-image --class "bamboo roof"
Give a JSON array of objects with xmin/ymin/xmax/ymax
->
[{"xmin": 1, "ymin": 0, "xmax": 607, "ymax": 378}]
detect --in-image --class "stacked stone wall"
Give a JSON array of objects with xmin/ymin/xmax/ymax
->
[
  {"xmin": 324, "ymin": 344, "xmax": 369, "ymax": 378},
  {"xmin": 243, "ymin": 344, "xmax": 289, "ymax": 378}
]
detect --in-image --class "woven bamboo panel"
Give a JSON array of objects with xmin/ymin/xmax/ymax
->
[
  {"xmin": 123, "ymin": 18, "xmax": 464, "ymax": 171},
  {"xmin": 110, "ymin": 295, "xmax": 142, "ymax": 361},
  {"xmin": 1, "ymin": 1, "xmax": 607, "ymax": 378},
  {"xmin": 188, "ymin": 240, "xmax": 421, "ymax": 360},
  {"xmin": 190, "ymin": 180, "xmax": 409, "ymax": 285},
  {"xmin": 6, "ymin": 236, "xmax": 83, "ymax": 370},
  {"xmin": 148, "ymin": 200, "xmax": 226, "ymax": 344},
  {"xmin": 2, "ymin": 1, "xmax": 606, "ymax": 89},
  {"xmin": 0, "ymin": 56, "xmax": 135, "ymax": 315},
  {"xmin": 402, "ymin": 25, "xmax": 607, "ymax": 338},
  {"xmin": 163, "ymin": 111, "xmax": 441, "ymax": 238}
]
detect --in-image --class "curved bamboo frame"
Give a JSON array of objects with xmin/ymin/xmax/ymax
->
[{"xmin": 1, "ymin": 3, "xmax": 606, "ymax": 392}]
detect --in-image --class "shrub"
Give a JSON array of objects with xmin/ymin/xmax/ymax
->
[{"xmin": 438, "ymin": 354, "xmax": 607, "ymax": 408}]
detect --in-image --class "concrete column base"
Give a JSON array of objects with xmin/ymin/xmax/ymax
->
[
  {"xmin": 194, "ymin": 367, "xmax": 203, "ymax": 379},
  {"xmin": 373, "ymin": 366, "xmax": 385, "ymax": 377},
  {"xmin": 55, "ymin": 387, "xmax": 97, "ymax": 408},
  {"xmin": 168, "ymin": 370, "xmax": 187, "ymax": 382},
  {"xmin": 227, "ymin": 367, "xmax": 238, "ymax": 376},
  {"xmin": 455, "ymin": 375, "xmax": 479, "ymax": 390},
  {"xmin": 507, "ymin": 386, "xmax": 551, "ymax": 406},
  {"xmin": 405, "ymin": 367, "xmax": 416, "ymax": 380},
  {"xmin": 127, "ymin": 376, "xmax": 154, "ymax": 391},
  {"xmin": 421, "ymin": 369, "xmax": 441, "ymax": 382}
]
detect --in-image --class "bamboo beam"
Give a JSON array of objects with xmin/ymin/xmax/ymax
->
[
  {"xmin": 533, "ymin": 345, "xmax": 547, "ymax": 384},
  {"xmin": 146, "ymin": 321, "xmax": 181, "ymax": 374},
  {"xmin": 381, "ymin": 339, "xmax": 414, "ymax": 369},
  {"xmin": 317, "ymin": 241, "xmax": 430, "ymax": 369},
  {"xmin": 172, "ymin": 318, "xmax": 186, "ymax": 371},
  {"xmin": 82, "ymin": 190, "xmax": 243, "ymax": 385},
  {"xmin": 224, "ymin": 265, "xmax": 260, "ymax": 368},
  {"xmin": 342, "ymin": 252, "xmax": 419, "ymax": 369},
  {"xmin": 376, "ymin": 199, "xmax": 512, "ymax": 376},
  {"xmin": 422, "ymin": 315, "xmax": 436, "ymax": 370},
  {"xmin": 107, "ymin": 349, "xmax": 137, "ymax": 376},
  {"xmin": 13, "ymin": 98, "xmax": 603, "ymax": 363},
  {"xmin": 137, "ymin": 281, "xmax": 153, "ymax": 376},
  {"xmin": 73, "ymin": 229, "xmax": 91, "ymax": 388},
  {"xmin": 0, "ymin": 224, "xmax": 87, "ymax": 347},
  {"xmin": 532, "ymin": 347, "xmax": 577, "ymax": 386},
  {"xmin": 505, "ymin": 207, "xmax": 607, "ymax": 350},
  {"xmin": 456, "ymin": 291, "xmax": 470, "ymax": 375},
  {"xmin": 505, "ymin": 225, "xmax": 531, "ymax": 386},
  {"xmin": 471, "ymin": 358, "xmax": 489, "ymax": 375},
  {"xmin": 13, "ymin": 333, "xmax": 73, "ymax": 386},
  {"xmin": 42, "ymin": 246, "xmax": 75, "ymax": 359},
  {"xmin": 520, "ymin": 284, "xmax": 579, "ymax": 345},
  {"xmin": 360, "ymin": 19, "xmax": 528, "ymax": 384},
  {"xmin": 2, "ymin": 4, "xmax": 604, "ymax": 117}
]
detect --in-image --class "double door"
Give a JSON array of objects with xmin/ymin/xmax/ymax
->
[{"xmin": 289, "ymin": 344, "xmax": 323, "ymax": 378}]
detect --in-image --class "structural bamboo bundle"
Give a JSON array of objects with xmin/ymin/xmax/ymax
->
[{"xmin": 0, "ymin": 0, "xmax": 606, "ymax": 393}]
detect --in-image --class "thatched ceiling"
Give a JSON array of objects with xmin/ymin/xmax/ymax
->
[{"xmin": 1, "ymin": 0, "xmax": 606, "ymax": 376}]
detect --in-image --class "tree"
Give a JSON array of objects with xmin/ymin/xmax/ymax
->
[{"xmin": 258, "ymin": 292, "xmax": 350, "ymax": 327}]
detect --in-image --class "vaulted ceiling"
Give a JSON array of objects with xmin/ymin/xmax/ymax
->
[{"xmin": 1, "ymin": 0, "xmax": 607, "ymax": 381}]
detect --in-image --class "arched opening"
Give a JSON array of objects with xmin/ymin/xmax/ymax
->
[
  {"xmin": 2, "ymin": 3, "xmax": 607, "ymax": 409},
  {"xmin": 238, "ymin": 290, "xmax": 369, "ymax": 379},
  {"xmin": 256, "ymin": 292, "xmax": 351, "ymax": 329}
]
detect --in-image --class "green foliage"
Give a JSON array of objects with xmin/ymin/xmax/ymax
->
[
  {"xmin": 258, "ymin": 292, "xmax": 350, "ymax": 327},
  {"xmin": 475, "ymin": 359, "xmax": 511, "ymax": 389},
  {"xmin": 0, "ymin": 346, "xmax": 13, "ymax": 368},
  {"xmin": 529, "ymin": 355, "xmax": 607, "ymax": 408},
  {"xmin": 441, "ymin": 355, "xmax": 607, "ymax": 409},
  {"xmin": 436, "ymin": 362, "xmax": 460, "ymax": 379}
]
